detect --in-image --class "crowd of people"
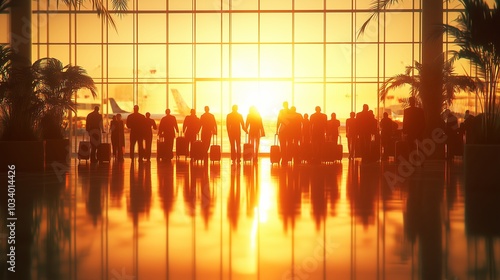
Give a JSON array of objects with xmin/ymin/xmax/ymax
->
[{"xmin": 86, "ymin": 96, "xmax": 471, "ymax": 164}]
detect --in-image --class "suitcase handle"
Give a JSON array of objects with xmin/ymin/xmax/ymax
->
[
  {"xmin": 212, "ymin": 134, "xmax": 217, "ymax": 145},
  {"xmin": 274, "ymin": 134, "xmax": 279, "ymax": 145}
]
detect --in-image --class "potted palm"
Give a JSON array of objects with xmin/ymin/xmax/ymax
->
[
  {"xmin": 34, "ymin": 57, "xmax": 97, "ymax": 166},
  {"xmin": 0, "ymin": 45, "xmax": 46, "ymax": 171},
  {"xmin": 0, "ymin": 45, "xmax": 97, "ymax": 171},
  {"xmin": 443, "ymin": 0, "xmax": 500, "ymax": 189}
]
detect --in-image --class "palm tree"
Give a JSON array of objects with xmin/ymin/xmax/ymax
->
[
  {"xmin": 380, "ymin": 60, "xmax": 480, "ymax": 109},
  {"xmin": 35, "ymin": 57, "xmax": 97, "ymax": 139},
  {"xmin": 360, "ymin": 0, "xmax": 444, "ymax": 135},
  {"xmin": 0, "ymin": 50, "xmax": 97, "ymax": 140},
  {"xmin": 443, "ymin": 0, "xmax": 500, "ymax": 144}
]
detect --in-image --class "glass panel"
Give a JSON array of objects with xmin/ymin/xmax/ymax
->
[
  {"xmin": 231, "ymin": 44, "xmax": 258, "ymax": 78},
  {"xmin": 355, "ymin": 43, "xmax": 378, "ymax": 78},
  {"xmin": 76, "ymin": 45, "xmax": 102, "ymax": 78},
  {"xmin": 384, "ymin": 44, "xmax": 413, "ymax": 77},
  {"xmin": 260, "ymin": 44, "xmax": 292, "ymax": 78},
  {"xmin": 231, "ymin": 13, "xmax": 258, "ymax": 43},
  {"xmin": 138, "ymin": 14, "xmax": 167, "ymax": 43},
  {"xmin": 139, "ymin": 84, "xmax": 167, "ymax": 115},
  {"xmin": 48, "ymin": 14, "xmax": 70, "ymax": 43},
  {"xmin": 260, "ymin": 0, "xmax": 292, "ymax": 10},
  {"xmin": 326, "ymin": 0, "xmax": 351, "ymax": 9},
  {"xmin": 294, "ymin": 13, "xmax": 324, "ymax": 42},
  {"xmin": 385, "ymin": 12, "xmax": 413, "ymax": 42},
  {"xmin": 76, "ymin": 14, "xmax": 102, "ymax": 43},
  {"xmin": 108, "ymin": 15, "xmax": 134, "ymax": 43},
  {"xmin": 326, "ymin": 13, "xmax": 352, "ymax": 43},
  {"xmin": 326, "ymin": 83, "xmax": 352, "ymax": 121},
  {"xmin": 139, "ymin": 0, "xmax": 166, "ymax": 10},
  {"xmin": 167, "ymin": 83, "xmax": 193, "ymax": 115},
  {"xmin": 169, "ymin": 14, "xmax": 193, "ymax": 43},
  {"xmin": 168, "ymin": 44, "xmax": 193, "ymax": 78},
  {"xmin": 196, "ymin": 44, "xmax": 221, "ymax": 78},
  {"xmin": 260, "ymin": 13, "xmax": 292, "ymax": 43},
  {"xmin": 326, "ymin": 44, "xmax": 352, "ymax": 79},
  {"xmin": 294, "ymin": 83, "xmax": 324, "ymax": 115},
  {"xmin": 108, "ymin": 45, "xmax": 134, "ymax": 78},
  {"xmin": 48, "ymin": 45, "xmax": 70, "ymax": 64},
  {"xmin": 169, "ymin": 0, "xmax": 193, "ymax": 10},
  {"xmin": 138, "ymin": 45, "xmax": 167, "ymax": 77},
  {"xmin": 196, "ymin": 13, "xmax": 222, "ymax": 43},
  {"xmin": 295, "ymin": 0, "xmax": 324, "ymax": 10},
  {"xmin": 294, "ymin": 44, "xmax": 324, "ymax": 78}
]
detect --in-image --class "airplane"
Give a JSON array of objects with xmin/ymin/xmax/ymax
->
[{"xmin": 107, "ymin": 89, "xmax": 192, "ymax": 124}]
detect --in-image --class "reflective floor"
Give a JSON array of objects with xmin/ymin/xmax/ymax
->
[{"xmin": 1, "ymin": 156, "xmax": 500, "ymax": 280}]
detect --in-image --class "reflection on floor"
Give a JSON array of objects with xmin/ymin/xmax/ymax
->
[{"xmin": 1, "ymin": 157, "xmax": 500, "ymax": 279}]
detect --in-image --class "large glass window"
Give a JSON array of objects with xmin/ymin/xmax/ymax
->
[{"xmin": 25, "ymin": 0, "xmax": 465, "ymax": 153}]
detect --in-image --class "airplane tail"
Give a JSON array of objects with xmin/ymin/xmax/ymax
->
[
  {"xmin": 109, "ymin": 98, "xmax": 129, "ymax": 114},
  {"xmin": 170, "ymin": 89, "xmax": 191, "ymax": 116}
]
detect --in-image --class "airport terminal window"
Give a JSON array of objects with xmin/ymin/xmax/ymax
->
[{"xmin": 23, "ymin": 0, "xmax": 468, "ymax": 153}]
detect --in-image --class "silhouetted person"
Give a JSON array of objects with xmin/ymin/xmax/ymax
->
[
  {"xmin": 158, "ymin": 109, "xmax": 179, "ymax": 160},
  {"xmin": 276, "ymin": 101, "xmax": 290, "ymax": 163},
  {"xmin": 86, "ymin": 106, "xmax": 104, "ymax": 163},
  {"xmin": 200, "ymin": 106, "xmax": 217, "ymax": 158},
  {"xmin": 403, "ymin": 97, "xmax": 425, "ymax": 150},
  {"xmin": 127, "ymin": 105, "xmax": 146, "ymax": 161},
  {"xmin": 442, "ymin": 109, "xmax": 459, "ymax": 158},
  {"xmin": 289, "ymin": 106, "xmax": 303, "ymax": 145},
  {"xmin": 143, "ymin": 112, "xmax": 157, "ymax": 161},
  {"xmin": 245, "ymin": 106, "xmax": 265, "ymax": 159},
  {"xmin": 302, "ymin": 113, "xmax": 311, "ymax": 144},
  {"xmin": 310, "ymin": 106, "xmax": 327, "ymax": 162},
  {"xmin": 110, "ymin": 114, "xmax": 125, "ymax": 161},
  {"xmin": 110, "ymin": 115, "xmax": 117, "ymax": 155},
  {"xmin": 356, "ymin": 104, "xmax": 372, "ymax": 160},
  {"xmin": 346, "ymin": 112, "xmax": 357, "ymax": 159},
  {"xmin": 460, "ymin": 110, "xmax": 474, "ymax": 144},
  {"xmin": 183, "ymin": 109, "xmax": 201, "ymax": 156},
  {"xmin": 227, "ymin": 104, "xmax": 246, "ymax": 164},
  {"xmin": 380, "ymin": 112, "xmax": 396, "ymax": 160},
  {"xmin": 327, "ymin": 112, "xmax": 340, "ymax": 144}
]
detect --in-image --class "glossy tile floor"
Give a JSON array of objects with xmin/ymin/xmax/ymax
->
[{"xmin": 1, "ymin": 156, "xmax": 500, "ymax": 280}]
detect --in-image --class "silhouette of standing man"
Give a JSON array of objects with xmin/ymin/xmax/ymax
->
[
  {"xmin": 158, "ymin": 109, "xmax": 179, "ymax": 160},
  {"xmin": 86, "ymin": 106, "xmax": 104, "ymax": 163},
  {"xmin": 200, "ymin": 106, "xmax": 217, "ymax": 157},
  {"xmin": 403, "ymin": 96, "xmax": 425, "ymax": 150},
  {"xmin": 276, "ymin": 101, "xmax": 290, "ymax": 163},
  {"xmin": 310, "ymin": 106, "xmax": 327, "ymax": 162},
  {"xmin": 227, "ymin": 104, "xmax": 247, "ymax": 164},
  {"xmin": 144, "ymin": 112, "xmax": 157, "ymax": 161},
  {"xmin": 245, "ymin": 106, "xmax": 265, "ymax": 158},
  {"xmin": 183, "ymin": 109, "xmax": 201, "ymax": 156},
  {"xmin": 127, "ymin": 105, "xmax": 146, "ymax": 161}
]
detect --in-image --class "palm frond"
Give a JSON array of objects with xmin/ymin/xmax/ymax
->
[{"xmin": 358, "ymin": 0, "xmax": 401, "ymax": 37}]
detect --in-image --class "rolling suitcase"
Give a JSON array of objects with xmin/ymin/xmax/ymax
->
[
  {"xmin": 157, "ymin": 137, "xmax": 172, "ymax": 160},
  {"xmin": 243, "ymin": 134, "xmax": 253, "ymax": 162},
  {"xmin": 97, "ymin": 133, "xmax": 111, "ymax": 163},
  {"xmin": 190, "ymin": 139, "xmax": 205, "ymax": 162},
  {"xmin": 322, "ymin": 136, "xmax": 342, "ymax": 163},
  {"xmin": 210, "ymin": 135, "xmax": 221, "ymax": 162},
  {"xmin": 334, "ymin": 136, "xmax": 343, "ymax": 162},
  {"xmin": 270, "ymin": 134, "xmax": 281, "ymax": 164},
  {"xmin": 176, "ymin": 132, "xmax": 189, "ymax": 160},
  {"xmin": 78, "ymin": 137, "xmax": 91, "ymax": 162}
]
